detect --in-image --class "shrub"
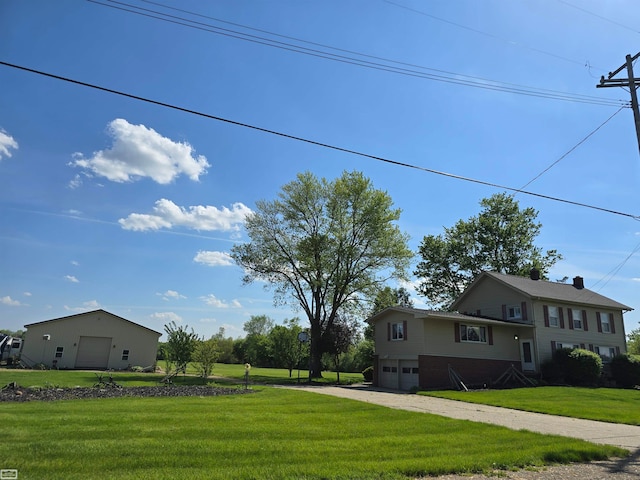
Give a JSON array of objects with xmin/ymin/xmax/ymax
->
[
  {"xmin": 610, "ymin": 354, "xmax": 640, "ymax": 388},
  {"xmin": 541, "ymin": 348, "xmax": 572, "ymax": 384},
  {"xmin": 566, "ymin": 349, "xmax": 602, "ymax": 386},
  {"xmin": 362, "ymin": 366, "xmax": 373, "ymax": 382}
]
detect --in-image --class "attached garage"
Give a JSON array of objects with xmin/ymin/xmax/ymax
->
[{"xmin": 22, "ymin": 310, "xmax": 161, "ymax": 370}]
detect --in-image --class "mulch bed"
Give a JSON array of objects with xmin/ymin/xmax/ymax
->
[{"xmin": 0, "ymin": 384, "xmax": 254, "ymax": 402}]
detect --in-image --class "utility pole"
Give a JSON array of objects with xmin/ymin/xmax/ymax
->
[{"xmin": 597, "ymin": 52, "xmax": 640, "ymax": 156}]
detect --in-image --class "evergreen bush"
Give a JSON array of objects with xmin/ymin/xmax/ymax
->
[{"xmin": 610, "ymin": 354, "xmax": 640, "ymax": 388}]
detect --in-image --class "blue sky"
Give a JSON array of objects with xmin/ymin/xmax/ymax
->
[{"xmin": 1, "ymin": 0, "xmax": 639, "ymax": 341}]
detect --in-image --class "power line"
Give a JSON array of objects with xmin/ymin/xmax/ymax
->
[
  {"xmin": 516, "ymin": 106, "xmax": 626, "ymax": 193},
  {"xmin": 86, "ymin": 0, "xmax": 627, "ymax": 108},
  {"xmin": 385, "ymin": 0, "xmax": 604, "ymax": 72},
  {"xmin": 557, "ymin": 0, "xmax": 640, "ymax": 34},
  {"xmin": 2, "ymin": 60, "xmax": 638, "ymax": 222}
]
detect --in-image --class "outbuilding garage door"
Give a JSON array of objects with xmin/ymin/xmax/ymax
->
[{"xmin": 75, "ymin": 336, "xmax": 112, "ymax": 369}]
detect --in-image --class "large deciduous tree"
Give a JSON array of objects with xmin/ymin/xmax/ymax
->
[
  {"xmin": 414, "ymin": 193, "xmax": 562, "ymax": 309},
  {"xmin": 231, "ymin": 170, "xmax": 412, "ymax": 377}
]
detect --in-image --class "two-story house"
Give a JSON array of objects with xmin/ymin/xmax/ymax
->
[{"xmin": 368, "ymin": 270, "xmax": 632, "ymax": 390}]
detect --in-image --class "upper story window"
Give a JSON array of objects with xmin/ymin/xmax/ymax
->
[
  {"xmin": 391, "ymin": 322, "xmax": 404, "ymax": 341},
  {"xmin": 571, "ymin": 309, "xmax": 583, "ymax": 330},
  {"xmin": 599, "ymin": 313, "xmax": 612, "ymax": 333},
  {"xmin": 506, "ymin": 305, "xmax": 522, "ymax": 320},
  {"xmin": 460, "ymin": 324, "xmax": 487, "ymax": 343},
  {"xmin": 548, "ymin": 306, "xmax": 559, "ymax": 327}
]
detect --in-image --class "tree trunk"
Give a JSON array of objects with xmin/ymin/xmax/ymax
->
[{"xmin": 310, "ymin": 325, "xmax": 323, "ymax": 378}]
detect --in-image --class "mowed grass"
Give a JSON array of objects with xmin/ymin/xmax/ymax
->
[
  {"xmin": 0, "ymin": 388, "xmax": 625, "ymax": 480},
  {"xmin": 421, "ymin": 386, "xmax": 640, "ymax": 425},
  {"xmin": 0, "ymin": 364, "xmax": 363, "ymax": 389}
]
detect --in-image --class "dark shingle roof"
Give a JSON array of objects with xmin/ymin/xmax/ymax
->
[
  {"xmin": 367, "ymin": 306, "xmax": 534, "ymax": 327},
  {"xmin": 461, "ymin": 271, "xmax": 632, "ymax": 311}
]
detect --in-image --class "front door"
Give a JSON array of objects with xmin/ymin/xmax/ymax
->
[{"xmin": 519, "ymin": 339, "xmax": 535, "ymax": 372}]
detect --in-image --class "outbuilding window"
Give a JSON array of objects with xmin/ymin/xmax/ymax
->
[
  {"xmin": 55, "ymin": 346, "xmax": 64, "ymax": 358},
  {"xmin": 122, "ymin": 349, "xmax": 130, "ymax": 361}
]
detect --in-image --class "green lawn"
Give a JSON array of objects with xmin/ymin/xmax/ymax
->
[
  {"xmin": 0, "ymin": 364, "xmax": 363, "ymax": 389},
  {"xmin": 0, "ymin": 387, "xmax": 625, "ymax": 480},
  {"xmin": 420, "ymin": 386, "xmax": 640, "ymax": 425}
]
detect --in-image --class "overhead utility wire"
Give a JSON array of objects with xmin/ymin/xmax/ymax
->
[
  {"xmin": 515, "ymin": 105, "xmax": 626, "ymax": 193},
  {"xmin": 141, "ymin": 0, "xmax": 602, "ymax": 85},
  {"xmin": 557, "ymin": 0, "xmax": 640, "ymax": 34},
  {"xmin": 89, "ymin": 0, "xmax": 626, "ymax": 107},
  {"xmin": 385, "ymin": 0, "xmax": 602, "ymax": 72},
  {"xmin": 2, "ymin": 60, "xmax": 638, "ymax": 222}
]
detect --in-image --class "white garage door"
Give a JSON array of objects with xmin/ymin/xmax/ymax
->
[
  {"xmin": 399, "ymin": 361, "xmax": 419, "ymax": 391},
  {"xmin": 379, "ymin": 360, "xmax": 398, "ymax": 389},
  {"xmin": 75, "ymin": 336, "xmax": 112, "ymax": 369}
]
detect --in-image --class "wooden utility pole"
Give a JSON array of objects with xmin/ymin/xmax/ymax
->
[{"xmin": 597, "ymin": 52, "xmax": 640, "ymax": 156}]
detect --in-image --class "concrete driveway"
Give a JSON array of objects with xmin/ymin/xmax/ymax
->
[{"xmin": 288, "ymin": 384, "xmax": 640, "ymax": 450}]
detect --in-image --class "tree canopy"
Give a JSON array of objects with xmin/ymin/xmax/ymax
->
[
  {"xmin": 414, "ymin": 193, "xmax": 562, "ymax": 309},
  {"xmin": 231, "ymin": 170, "xmax": 412, "ymax": 377}
]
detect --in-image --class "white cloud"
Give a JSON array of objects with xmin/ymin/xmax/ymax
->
[
  {"xmin": 119, "ymin": 199, "xmax": 252, "ymax": 232},
  {"xmin": 1, "ymin": 296, "xmax": 23, "ymax": 306},
  {"xmin": 0, "ymin": 129, "xmax": 18, "ymax": 160},
  {"xmin": 23, "ymin": 292, "xmax": 32, "ymax": 297},
  {"xmin": 64, "ymin": 300, "xmax": 100, "ymax": 312},
  {"xmin": 200, "ymin": 294, "xmax": 242, "ymax": 309},
  {"xmin": 157, "ymin": 290, "xmax": 186, "ymax": 301},
  {"xmin": 71, "ymin": 261, "xmax": 80, "ymax": 266},
  {"xmin": 64, "ymin": 275, "xmax": 79, "ymax": 283},
  {"xmin": 69, "ymin": 118, "xmax": 209, "ymax": 184},
  {"xmin": 150, "ymin": 311, "xmax": 183, "ymax": 324},
  {"xmin": 194, "ymin": 250, "xmax": 235, "ymax": 267}
]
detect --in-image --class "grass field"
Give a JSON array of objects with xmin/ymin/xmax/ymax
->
[
  {"xmin": 0, "ymin": 387, "xmax": 626, "ymax": 480},
  {"xmin": 420, "ymin": 386, "xmax": 640, "ymax": 425},
  {"xmin": 0, "ymin": 364, "xmax": 363, "ymax": 389}
]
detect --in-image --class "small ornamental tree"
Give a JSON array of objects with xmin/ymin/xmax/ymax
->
[
  {"xmin": 164, "ymin": 321, "xmax": 199, "ymax": 375},
  {"xmin": 192, "ymin": 338, "xmax": 219, "ymax": 381}
]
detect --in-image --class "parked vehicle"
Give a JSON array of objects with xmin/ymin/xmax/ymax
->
[{"xmin": 0, "ymin": 334, "xmax": 23, "ymax": 365}]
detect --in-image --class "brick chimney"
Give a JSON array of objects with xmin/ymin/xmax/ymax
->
[
  {"xmin": 573, "ymin": 276, "xmax": 584, "ymax": 289},
  {"xmin": 530, "ymin": 268, "xmax": 540, "ymax": 281}
]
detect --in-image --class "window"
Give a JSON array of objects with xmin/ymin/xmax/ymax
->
[
  {"xmin": 548, "ymin": 306, "xmax": 559, "ymax": 327},
  {"xmin": 55, "ymin": 346, "xmax": 64, "ymax": 358},
  {"xmin": 595, "ymin": 346, "xmax": 616, "ymax": 363},
  {"xmin": 460, "ymin": 324, "xmax": 487, "ymax": 343},
  {"xmin": 122, "ymin": 349, "xmax": 130, "ymax": 361},
  {"xmin": 571, "ymin": 309, "xmax": 583, "ymax": 330},
  {"xmin": 391, "ymin": 323, "xmax": 404, "ymax": 341},
  {"xmin": 555, "ymin": 342, "xmax": 579, "ymax": 350},
  {"xmin": 600, "ymin": 313, "xmax": 611, "ymax": 333},
  {"xmin": 402, "ymin": 367, "xmax": 411, "ymax": 374},
  {"xmin": 382, "ymin": 366, "xmax": 391, "ymax": 373},
  {"xmin": 411, "ymin": 367, "xmax": 419, "ymax": 374},
  {"xmin": 507, "ymin": 305, "xmax": 522, "ymax": 320}
]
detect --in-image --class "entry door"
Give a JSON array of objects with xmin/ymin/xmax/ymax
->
[{"xmin": 519, "ymin": 339, "xmax": 535, "ymax": 372}]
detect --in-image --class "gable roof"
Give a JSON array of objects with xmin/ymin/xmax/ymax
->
[
  {"xmin": 451, "ymin": 271, "xmax": 633, "ymax": 311},
  {"xmin": 24, "ymin": 309, "xmax": 162, "ymax": 336},
  {"xmin": 367, "ymin": 306, "xmax": 534, "ymax": 328}
]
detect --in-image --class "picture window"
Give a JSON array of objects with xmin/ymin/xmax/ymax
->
[{"xmin": 460, "ymin": 324, "xmax": 487, "ymax": 343}]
